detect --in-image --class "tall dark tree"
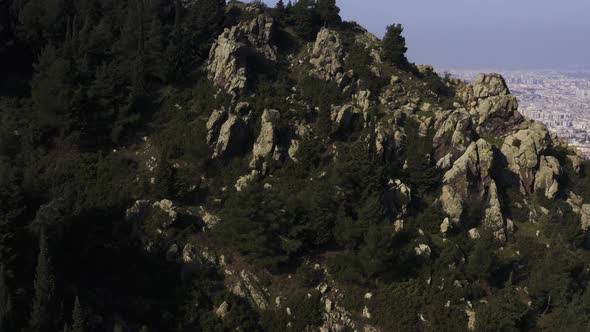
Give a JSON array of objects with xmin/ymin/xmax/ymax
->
[
  {"xmin": 71, "ymin": 296, "xmax": 86, "ymax": 332},
  {"xmin": 381, "ymin": 23, "xmax": 408, "ymax": 65},
  {"xmin": 0, "ymin": 263, "xmax": 13, "ymax": 331},
  {"xmin": 316, "ymin": 0, "xmax": 341, "ymax": 26},
  {"xmin": 28, "ymin": 231, "xmax": 56, "ymax": 332}
]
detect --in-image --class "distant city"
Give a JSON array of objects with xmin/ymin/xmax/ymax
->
[{"xmin": 448, "ymin": 68, "xmax": 590, "ymax": 158}]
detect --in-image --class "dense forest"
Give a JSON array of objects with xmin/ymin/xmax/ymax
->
[{"xmin": 2, "ymin": 0, "xmax": 590, "ymax": 331}]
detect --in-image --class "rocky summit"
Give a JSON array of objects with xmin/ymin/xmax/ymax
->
[{"xmin": 2, "ymin": 1, "xmax": 590, "ymax": 332}]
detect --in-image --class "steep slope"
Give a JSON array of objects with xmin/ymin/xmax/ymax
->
[{"xmin": 3, "ymin": 1, "xmax": 590, "ymax": 331}]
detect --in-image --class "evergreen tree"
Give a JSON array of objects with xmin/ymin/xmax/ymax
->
[
  {"xmin": 316, "ymin": 0, "xmax": 341, "ymax": 26},
  {"xmin": 71, "ymin": 296, "xmax": 85, "ymax": 332},
  {"xmin": 0, "ymin": 263, "xmax": 13, "ymax": 331},
  {"xmin": 28, "ymin": 231, "xmax": 57, "ymax": 332},
  {"xmin": 291, "ymin": 0, "xmax": 317, "ymax": 41},
  {"xmin": 381, "ymin": 23, "xmax": 408, "ymax": 65}
]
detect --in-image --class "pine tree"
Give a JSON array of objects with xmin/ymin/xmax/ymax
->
[
  {"xmin": 381, "ymin": 24, "xmax": 408, "ymax": 65},
  {"xmin": 28, "ymin": 231, "xmax": 56, "ymax": 332},
  {"xmin": 0, "ymin": 264, "xmax": 13, "ymax": 331},
  {"xmin": 71, "ymin": 296, "xmax": 85, "ymax": 332},
  {"xmin": 316, "ymin": 0, "xmax": 341, "ymax": 26}
]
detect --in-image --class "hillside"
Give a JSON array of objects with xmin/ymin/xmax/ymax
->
[{"xmin": 2, "ymin": 1, "xmax": 590, "ymax": 331}]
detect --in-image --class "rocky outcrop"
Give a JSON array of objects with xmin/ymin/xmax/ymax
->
[
  {"xmin": 567, "ymin": 192, "xmax": 590, "ymax": 231},
  {"xmin": 250, "ymin": 109, "xmax": 280, "ymax": 169},
  {"xmin": 208, "ymin": 14, "xmax": 276, "ymax": 95},
  {"xmin": 384, "ymin": 179, "xmax": 412, "ymax": 218},
  {"xmin": 309, "ymin": 28, "xmax": 345, "ymax": 82},
  {"xmin": 231, "ymin": 270, "xmax": 270, "ymax": 310},
  {"xmin": 457, "ymin": 74, "xmax": 523, "ymax": 136},
  {"xmin": 332, "ymin": 105, "xmax": 356, "ymax": 132},
  {"xmin": 212, "ymin": 114, "xmax": 248, "ymax": 160},
  {"xmin": 501, "ymin": 122, "xmax": 552, "ymax": 194},
  {"xmin": 375, "ymin": 121, "xmax": 406, "ymax": 162},
  {"xmin": 206, "ymin": 108, "xmax": 229, "ymax": 145},
  {"xmin": 440, "ymin": 139, "xmax": 508, "ymax": 240},
  {"xmin": 433, "ymin": 109, "xmax": 476, "ymax": 163},
  {"xmin": 534, "ymin": 156, "xmax": 561, "ymax": 199}
]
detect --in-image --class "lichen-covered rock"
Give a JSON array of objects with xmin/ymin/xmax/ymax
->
[
  {"xmin": 208, "ymin": 14, "xmax": 276, "ymax": 95},
  {"xmin": 235, "ymin": 170, "xmax": 260, "ymax": 192},
  {"xmin": 567, "ymin": 192, "xmax": 590, "ymax": 231},
  {"xmin": 235, "ymin": 270, "xmax": 270, "ymax": 310},
  {"xmin": 213, "ymin": 114, "xmax": 248, "ymax": 160},
  {"xmin": 415, "ymin": 244, "xmax": 432, "ymax": 259},
  {"xmin": 433, "ymin": 109, "xmax": 475, "ymax": 163},
  {"xmin": 309, "ymin": 28, "xmax": 344, "ymax": 82},
  {"xmin": 332, "ymin": 104, "xmax": 354, "ymax": 130},
  {"xmin": 250, "ymin": 109, "xmax": 280, "ymax": 169},
  {"xmin": 457, "ymin": 74, "xmax": 523, "ymax": 136},
  {"xmin": 440, "ymin": 139, "xmax": 507, "ymax": 239},
  {"xmin": 534, "ymin": 156, "xmax": 561, "ymax": 199},
  {"xmin": 501, "ymin": 122, "xmax": 552, "ymax": 194},
  {"xmin": 206, "ymin": 108, "xmax": 229, "ymax": 146},
  {"xmin": 215, "ymin": 301, "xmax": 230, "ymax": 318}
]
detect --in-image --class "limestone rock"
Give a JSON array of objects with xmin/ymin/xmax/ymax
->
[
  {"xmin": 384, "ymin": 179, "xmax": 412, "ymax": 218},
  {"xmin": 125, "ymin": 200, "xmax": 151, "ymax": 220},
  {"xmin": 534, "ymin": 156, "xmax": 561, "ymax": 199},
  {"xmin": 501, "ymin": 122, "xmax": 551, "ymax": 194},
  {"xmin": 440, "ymin": 217, "xmax": 451, "ymax": 235},
  {"xmin": 375, "ymin": 122, "xmax": 406, "ymax": 162},
  {"xmin": 213, "ymin": 114, "xmax": 248, "ymax": 160},
  {"xmin": 235, "ymin": 170, "xmax": 260, "ymax": 192},
  {"xmin": 457, "ymin": 73, "xmax": 523, "ymax": 136},
  {"xmin": 362, "ymin": 306, "xmax": 372, "ymax": 319},
  {"xmin": 567, "ymin": 192, "xmax": 590, "ymax": 231},
  {"xmin": 309, "ymin": 28, "xmax": 344, "ymax": 82},
  {"xmin": 182, "ymin": 244, "xmax": 197, "ymax": 263},
  {"xmin": 208, "ymin": 14, "xmax": 276, "ymax": 95},
  {"xmin": 215, "ymin": 301, "xmax": 230, "ymax": 318},
  {"xmin": 433, "ymin": 109, "xmax": 475, "ymax": 163},
  {"xmin": 206, "ymin": 108, "xmax": 229, "ymax": 146},
  {"xmin": 441, "ymin": 140, "xmax": 494, "ymax": 222},
  {"xmin": 200, "ymin": 209, "xmax": 221, "ymax": 229},
  {"xmin": 333, "ymin": 105, "xmax": 356, "ymax": 132},
  {"xmin": 468, "ymin": 228, "xmax": 481, "ymax": 240},
  {"xmin": 236, "ymin": 270, "xmax": 270, "ymax": 310},
  {"xmin": 414, "ymin": 244, "xmax": 431, "ymax": 259},
  {"xmin": 250, "ymin": 109, "xmax": 280, "ymax": 169}
]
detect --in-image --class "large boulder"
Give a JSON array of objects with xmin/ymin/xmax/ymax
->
[
  {"xmin": 212, "ymin": 114, "xmax": 248, "ymax": 160},
  {"xmin": 250, "ymin": 109, "xmax": 281, "ymax": 169},
  {"xmin": 534, "ymin": 156, "xmax": 561, "ymax": 199},
  {"xmin": 309, "ymin": 28, "xmax": 345, "ymax": 82},
  {"xmin": 500, "ymin": 122, "xmax": 552, "ymax": 194},
  {"xmin": 567, "ymin": 192, "xmax": 590, "ymax": 231},
  {"xmin": 457, "ymin": 73, "xmax": 523, "ymax": 136},
  {"xmin": 208, "ymin": 14, "xmax": 276, "ymax": 95},
  {"xmin": 206, "ymin": 108, "xmax": 229, "ymax": 146}
]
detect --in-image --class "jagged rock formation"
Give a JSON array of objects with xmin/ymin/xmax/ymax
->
[
  {"xmin": 439, "ymin": 139, "xmax": 509, "ymax": 240},
  {"xmin": 208, "ymin": 14, "xmax": 277, "ymax": 95},
  {"xmin": 457, "ymin": 74, "xmax": 523, "ymax": 136},
  {"xmin": 534, "ymin": 156, "xmax": 561, "ymax": 199},
  {"xmin": 212, "ymin": 113, "xmax": 248, "ymax": 159},
  {"xmin": 309, "ymin": 28, "xmax": 345, "ymax": 82},
  {"xmin": 250, "ymin": 109, "xmax": 281, "ymax": 169}
]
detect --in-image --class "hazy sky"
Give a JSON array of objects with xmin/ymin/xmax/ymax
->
[{"xmin": 257, "ymin": 0, "xmax": 590, "ymax": 70}]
